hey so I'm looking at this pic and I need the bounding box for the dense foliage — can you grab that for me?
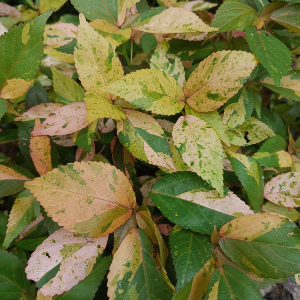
[1,0,300,299]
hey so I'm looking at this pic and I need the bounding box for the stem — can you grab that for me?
[122,43,131,66]
[227,31,232,50]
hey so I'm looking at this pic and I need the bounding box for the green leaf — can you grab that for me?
[0,129,18,144]
[73,120,97,152]
[0,11,52,99]
[0,99,7,121]
[245,26,291,86]
[258,1,287,20]
[223,87,254,130]
[39,0,68,13]
[24,84,49,110]
[204,265,263,300]
[141,32,157,54]
[170,227,213,291]
[262,202,300,221]
[260,70,300,102]
[51,66,84,104]
[271,4,300,33]
[219,213,300,278]
[0,211,8,248]
[132,7,217,33]
[184,50,257,112]
[172,114,225,194]
[211,0,259,32]
[106,69,185,115]
[150,172,234,235]
[254,0,270,12]
[0,249,32,299]
[117,110,176,171]
[107,228,173,300]
[227,150,264,210]
[3,189,40,249]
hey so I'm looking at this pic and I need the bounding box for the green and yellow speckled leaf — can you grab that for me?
[74,14,123,93]
[262,202,300,222]
[132,7,218,33]
[227,150,264,210]
[106,69,185,115]
[26,228,108,296]
[219,213,300,278]
[90,19,132,48]
[150,40,186,88]
[107,228,173,300]
[264,172,300,208]
[223,87,254,130]
[172,114,225,195]
[25,161,136,237]
[117,110,176,171]
[184,51,257,112]
[39,0,68,13]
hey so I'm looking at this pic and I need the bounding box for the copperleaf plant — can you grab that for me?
[1,0,300,299]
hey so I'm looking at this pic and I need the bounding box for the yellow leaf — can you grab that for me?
[39,0,68,13]
[0,78,33,99]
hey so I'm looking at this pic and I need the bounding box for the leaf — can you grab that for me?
[260,70,300,102]
[15,103,63,122]
[179,0,217,12]
[185,107,231,146]
[223,87,254,130]
[25,84,49,110]
[150,172,234,235]
[107,228,173,300]
[73,121,97,152]
[264,172,300,208]
[39,0,68,13]
[51,66,84,104]
[0,3,21,18]
[106,69,185,115]
[204,265,263,300]
[90,19,132,48]
[25,161,136,237]
[170,227,213,291]
[184,51,257,112]
[262,202,300,222]
[117,109,176,171]
[211,0,259,32]
[219,213,300,278]
[227,150,264,210]
[245,26,291,86]
[0,11,52,98]
[26,228,108,296]
[53,256,112,300]
[0,164,32,198]
[271,4,300,34]
[74,14,123,93]
[0,249,32,299]
[150,40,186,88]
[31,103,91,136]
[172,114,225,194]
[132,7,218,33]
[71,0,125,25]
[0,99,7,121]
[3,189,40,249]
[258,1,288,21]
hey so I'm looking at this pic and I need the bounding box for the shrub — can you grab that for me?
[1,0,300,299]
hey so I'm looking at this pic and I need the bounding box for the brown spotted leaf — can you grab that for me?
[25,161,136,237]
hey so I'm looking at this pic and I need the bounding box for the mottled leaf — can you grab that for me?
[179,0,217,12]
[26,228,108,296]
[39,0,68,13]
[117,109,176,171]
[132,7,217,33]
[184,51,257,112]
[262,202,300,222]
[0,78,33,100]
[107,228,173,300]
[25,161,136,237]
[150,172,234,235]
[227,150,264,210]
[219,213,300,278]
[31,103,91,136]
[172,114,225,194]
[106,69,184,115]
[0,3,21,17]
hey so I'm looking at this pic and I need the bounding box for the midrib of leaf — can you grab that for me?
[179,231,194,285]
[100,0,117,25]
[218,267,236,300]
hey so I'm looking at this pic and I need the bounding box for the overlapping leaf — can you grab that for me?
[25,161,136,237]
[219,213,300,278]
[26,228,108,296]
[184,51,257,112]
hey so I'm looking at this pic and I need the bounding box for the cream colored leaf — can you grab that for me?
[0,23,8,36]
[184,51,257,112]
[15,103,63,122]
[0,3,21,17]
[132,7,218,33]
[51,134,75,147]
[75,142,95,162]
[179,0,217,12]
[31,103,91,136]
[264,172,300,208]
[0,165,29,181]
[26,228,108,296]
[75,14,123,93]
[140,177,158,206]
[0,78,33,99]
[172,114,225,195]
[106,69,185,115]
[30,119,52,175]
[25,161,136,237]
